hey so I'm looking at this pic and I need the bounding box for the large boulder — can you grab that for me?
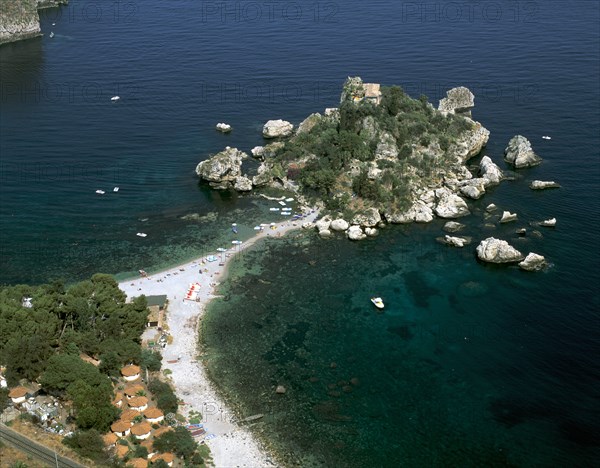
[330,219,350,232]
[476,237,524,263]
[384,201,433,224]
[504,135,542,168]
[195,147,247,189]
[315,216,332,232]
[434,188,470,218]
[351,208,381,227]
[450,119,490,161]
[458,178,487,200]
[233,176,253,192]
[529,180,560,190]
[499,211,518,223]
[347,225,367,241]
[519,253,547,271]
[263,119,294,138]
[479,156,503,186]
[438,87,475,116]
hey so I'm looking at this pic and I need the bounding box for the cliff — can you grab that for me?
[0,0,67,46]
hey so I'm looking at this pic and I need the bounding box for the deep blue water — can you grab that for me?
[1,0,599,466]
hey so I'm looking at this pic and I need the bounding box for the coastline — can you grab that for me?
[118,211,318,467]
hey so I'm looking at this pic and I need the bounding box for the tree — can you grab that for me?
[153,426,198,460]
[140,349,162,373]
[63,429,109,464]
[67,380,118,432]
[41,354,110,394]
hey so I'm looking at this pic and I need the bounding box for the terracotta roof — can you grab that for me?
[128,396,148,408]
[111,420,131,433]
[128,457,148,468]
[103,432,118,446]
[121,364,141,377]
[130,422,152,436]
[112,392,124,404]
[141,439,155,452]
[8,386,28,398]
[124,384,145,396]
[116,444,130,458]
[143,407,164,419]
[152,452,175,463]
[153,426,173,438]
[120,409,140,422]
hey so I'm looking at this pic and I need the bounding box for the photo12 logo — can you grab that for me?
[400,1,539,23]
[44,0,139,24]
[200,1,339,23]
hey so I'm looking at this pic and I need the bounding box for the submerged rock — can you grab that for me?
[530,180,561,190]
[519,253,547,271]
[504,135,542,168]
[263,119,294,138]
[486,203,498,213]
[275,385,286,394]
[443,221,465,233]
[439,235,471,247]
[476,237,524,263]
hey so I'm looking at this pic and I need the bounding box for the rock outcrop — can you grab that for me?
[195,147,248,190]
[476,237,524,263]
[330,219,349,232]
[529,180,560,190]
[519,253,547,271]
[233,176,253,191]
[499,211,518,223]
[537,218,556,227]
[351,208,381,227]
[263,120,294,138]
[434,188,470,218]
[504,135,542,168]
[347,225,366,241]
[297,113,322,134]
[479,156,503,186]
[216,123,232,133]
[438,87,475,117]
[451,120,490,161]
[458,178,487,199]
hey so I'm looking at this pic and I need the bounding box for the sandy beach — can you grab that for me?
[118,211,319,467]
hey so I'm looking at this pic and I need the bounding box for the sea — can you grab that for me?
[1,0,599,466]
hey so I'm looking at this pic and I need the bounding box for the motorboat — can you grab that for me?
[111,96,120,101]
[136,233,147,237]
[216,248,227,252]
[542,136,551,140]
[371,297,384,309]
[232,240,242,245]
[278,201,286,206]
[49,32,55,38]
[95,189,105,194]
[270,208,280,211]
[113,187,119,192]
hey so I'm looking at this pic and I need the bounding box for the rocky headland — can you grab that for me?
[0,0,67,45]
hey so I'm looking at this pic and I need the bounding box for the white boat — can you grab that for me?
[270,208,280,211]
[207,255,218,262]
[136,233,147,237]
[232,240,242,245]
[113,187,119,192]
[216,248,227,252]
[542,136,551,140]
[281,212,291,216]
[285,198,294,202]
[278,201,286,206]
[95,190,105,194]
[49,32,55,38]
[111,96,120,101]
[253,226,261,230]
[371,297,384,309]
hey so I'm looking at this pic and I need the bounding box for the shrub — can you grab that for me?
[63,430,108,464]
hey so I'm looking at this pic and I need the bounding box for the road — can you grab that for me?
[0,423,85,468]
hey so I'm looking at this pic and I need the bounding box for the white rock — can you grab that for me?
[486,203,498,213]
[315,216,332,232]
[479,156,504,186]
[519,253,547,271]
[216,122,232,133]
[351,208,381,227]
[330,219,350,232]
[233,176,253,192]
[251,146,265,158]
[529,180,560,190]
[364,227,378,237]
[504,135,542,168]
[476,237,524,263]
[443,221,465,233]
[302,222,315,230]
[499,211,518,223]
[434,188,470,218]
[263,119,294,138]
[318,229,332,238]
[347,225,366,241]
[444,235,467,247]
[538,218,556,227]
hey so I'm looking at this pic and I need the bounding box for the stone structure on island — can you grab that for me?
[504,135,542,168]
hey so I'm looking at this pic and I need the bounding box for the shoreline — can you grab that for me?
[118,211,318,467]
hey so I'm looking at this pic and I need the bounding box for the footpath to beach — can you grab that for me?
[118,211,319,467]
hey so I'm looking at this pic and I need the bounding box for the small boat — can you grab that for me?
[136,233,147,237]
[49,32,55,38]
[285,198,294,202]
[216,247,227,252]
[232,240,242,245]
[281,212,291,216]
[270,208,280,211]
[111,96,120,101]
[207,255,218,262]
[542,136,551,140]
[253,226,261,230]
[95,189,105,194]
[371,297,384,309]
[278,201,286,206]
[113,187,119,192]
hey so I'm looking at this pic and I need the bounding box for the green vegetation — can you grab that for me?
[153,426,208,466]
[148,379,178,415]
[62,429,109,465]
[140,349,163,373]
[264,78,475,215]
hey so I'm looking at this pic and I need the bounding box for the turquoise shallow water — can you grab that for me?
[1,0,599,466]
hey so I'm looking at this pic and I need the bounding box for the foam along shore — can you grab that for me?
[118,210,319,467]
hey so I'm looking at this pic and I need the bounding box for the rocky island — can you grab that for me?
[196,77,555,270]
[0,0,67,45]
